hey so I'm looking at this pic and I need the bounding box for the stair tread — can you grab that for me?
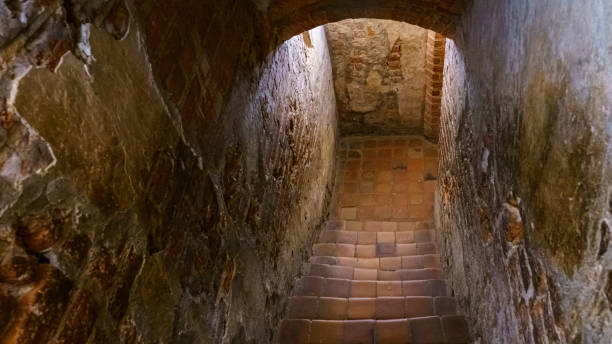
[319,229,436,244]
[307,262,443,281]
[279,316,469,344]
[309,254,441,270]
[325,219,435,232]
[312,242,438,257]
[294,276,448,297]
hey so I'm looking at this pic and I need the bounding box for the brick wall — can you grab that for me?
[423,31,446,142]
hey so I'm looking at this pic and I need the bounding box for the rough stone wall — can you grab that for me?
[326,20,428,136]
[0,2,338,342]
[437,0,612,343]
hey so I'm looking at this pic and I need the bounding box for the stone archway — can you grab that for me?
[266,0,463,42]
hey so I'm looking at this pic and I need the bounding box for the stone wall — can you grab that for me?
[0,2,338,342]
[325,20,428,136]
[437,0,612,343]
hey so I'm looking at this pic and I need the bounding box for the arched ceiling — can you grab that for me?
[263,0,464,40]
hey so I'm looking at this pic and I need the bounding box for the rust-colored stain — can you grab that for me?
[222,258,236,293]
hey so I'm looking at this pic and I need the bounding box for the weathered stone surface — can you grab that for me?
[326,19,428,136]
[1,7,337,343]
[0,265,73,343]
[1,0,610,343]
[51,289,98,344]
[438,0,612,343]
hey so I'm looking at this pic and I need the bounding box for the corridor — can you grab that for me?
[0,1,610,343]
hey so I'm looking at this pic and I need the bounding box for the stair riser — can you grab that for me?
[287,296,456,321]
[295,278,448,298]
[325,220,434,232]
[312,243,438,258]
[319,230,436,245]
[307,264,443,281]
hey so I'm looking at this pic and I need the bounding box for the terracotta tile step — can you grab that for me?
[310,254,440,270]
[326,219,434,232]
[287,296,457,320]
[312,242,438,258]
[278,316,469,344]
[295,277,448,298]
[306,263,442,281]
[319,229,436,244]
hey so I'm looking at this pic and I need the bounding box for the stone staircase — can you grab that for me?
[278,136,470,343]
[278,219,469,343]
